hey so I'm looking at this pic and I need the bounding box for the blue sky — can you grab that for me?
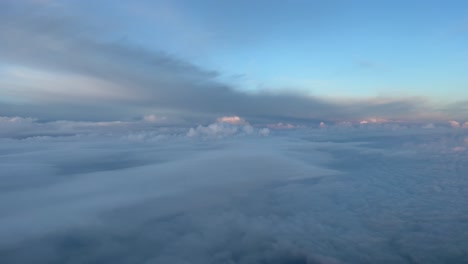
[84,0,468,98]
[0,0,467,122]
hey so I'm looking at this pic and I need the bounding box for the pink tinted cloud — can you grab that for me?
[216,116,246,125]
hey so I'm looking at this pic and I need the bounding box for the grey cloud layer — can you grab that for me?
[0,2,463,122]
[1,126,468,263]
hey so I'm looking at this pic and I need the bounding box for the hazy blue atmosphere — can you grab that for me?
[1,1,468,263]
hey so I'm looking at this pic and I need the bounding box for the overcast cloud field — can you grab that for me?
[1,118,467,263]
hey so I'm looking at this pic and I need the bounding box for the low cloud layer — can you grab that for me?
[1,119,468,263]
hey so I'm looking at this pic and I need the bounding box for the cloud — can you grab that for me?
[142,114,167,123]
[217,116,247,125]
[187,122,240,138]
[1,2,468,263]
[0,2,466,123]
[267,123,297,129]
[186,115,271,138]
[0,115,188,140]
[0,116,38,137]
[1,125,468,263]
[0,116,36,126]
[186,117,267,138]
[422,123,436,129]
[258,128,270,136]
[449,120,461,128]
[0,131,337,246]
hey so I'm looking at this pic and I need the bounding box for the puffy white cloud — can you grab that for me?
[216,116,247,125]
[187,122,239,138]
[187,116,269,138]
[186,122,268,138]
[449,120,461,128]
[267,123,296,129]
[242,124,254,134]
[259,128,270,136]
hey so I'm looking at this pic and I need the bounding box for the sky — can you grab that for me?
[0,0,467,123]
[1,2,468,263]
